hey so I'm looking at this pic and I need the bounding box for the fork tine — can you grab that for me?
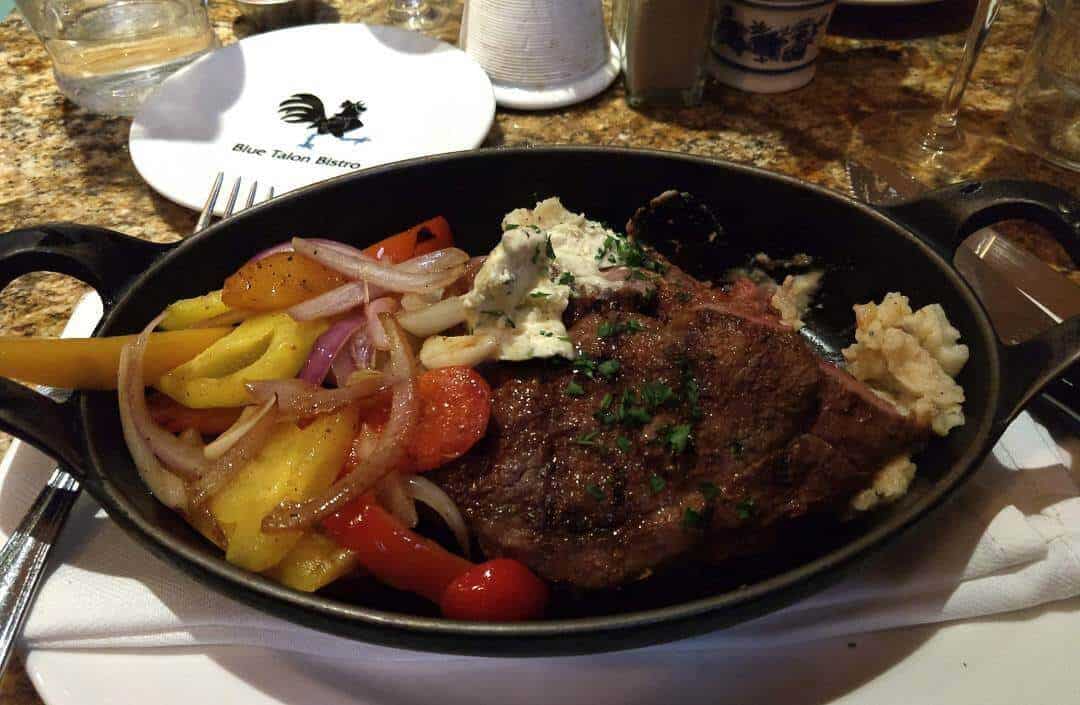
[194,171,224,234]
[245,180,259,210]
[223,177,242,219]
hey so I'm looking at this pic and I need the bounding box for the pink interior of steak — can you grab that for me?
[430,263,929,590]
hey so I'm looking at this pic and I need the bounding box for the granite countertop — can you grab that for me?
[0,0,1078,701]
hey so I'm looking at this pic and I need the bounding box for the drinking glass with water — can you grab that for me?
[15,0,217,116]
[1009,0,1080,173]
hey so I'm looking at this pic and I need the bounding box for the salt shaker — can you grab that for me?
[613,0,715,107]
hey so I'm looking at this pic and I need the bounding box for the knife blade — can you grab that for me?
[845,157,1080,423]
[845,154,925,205]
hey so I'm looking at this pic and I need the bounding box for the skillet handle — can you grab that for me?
[882,179,1080,261]
[0,224,172,476]
[996,316,1080,430]
[880,180,1080,429]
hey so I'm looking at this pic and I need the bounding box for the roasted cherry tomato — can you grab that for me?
[364,216,453,263]
[440,559,549,622]
[408,366,492,471]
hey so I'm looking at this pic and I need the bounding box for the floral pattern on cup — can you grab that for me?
[709,0,837,93]
[715,11,829,66]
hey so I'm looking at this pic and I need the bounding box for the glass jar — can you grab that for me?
[613,0,715,107]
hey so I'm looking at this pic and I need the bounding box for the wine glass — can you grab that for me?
[386,0,446,31]
[848,0,1006,186]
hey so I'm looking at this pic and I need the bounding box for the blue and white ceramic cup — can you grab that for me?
[708,0,837,93]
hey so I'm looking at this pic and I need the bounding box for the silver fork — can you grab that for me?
[0,172,273,678]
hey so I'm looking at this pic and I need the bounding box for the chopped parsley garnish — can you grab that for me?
[649,474,666,494]
[595,233,666,273]
[504,315,516,329]
[557,271,576,286]
[599,393,613,410]
[665,424,693,454]
[616,435,632,453]
[729,439,744,457]
[597,359,620,378]
[597,319,646,339]
[539,330,554,337]
[558,336,572,342]
[529,291,551,299]
[676,290,693,304]
[641,381,675,411]
[573,355,598,379]
[699,481,718,501]
[545,235,556,260]
[736,498,756,520]
[682,507,705,529]
[504,223,521,230]
[480,309,503,318]
[586,483,605,501]
[565,381,585,397]
[614,389,651,426]
[573,430,600,447]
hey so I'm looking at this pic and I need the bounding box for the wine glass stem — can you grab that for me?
[923,0,1003,151]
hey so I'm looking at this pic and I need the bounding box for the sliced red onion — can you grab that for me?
[376,471,418,528]
[293,237,464,294]
[395,295,466,338]
[122,315,205,479]
[330,352,357,388]
[262,316,419,532]
[288,283,363,322]
[365,297,399,350]
[245,238,371,266]
[298,315,367,386]
[350,328,375,369]
[190,400,279,506]
[203,397,276,461]
[406,474,470,556]
[117,318,189,510]
[396,248,470,274]
[247,374,385,418]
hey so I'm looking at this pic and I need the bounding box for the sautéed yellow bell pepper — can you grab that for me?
[266,532,360,592]
[159,290,233,330]
[210,405,358,572]
[0,329,232,390]
[156,312,327,408]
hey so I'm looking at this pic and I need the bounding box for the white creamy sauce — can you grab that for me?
[462,197,626,361]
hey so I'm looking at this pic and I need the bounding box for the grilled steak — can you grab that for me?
[431,264,929,590]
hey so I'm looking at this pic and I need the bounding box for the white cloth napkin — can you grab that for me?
[4,295,1080,656]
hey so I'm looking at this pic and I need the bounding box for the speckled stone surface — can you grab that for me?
[1,0,1079,700]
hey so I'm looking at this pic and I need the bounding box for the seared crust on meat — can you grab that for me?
[431,262,928,590]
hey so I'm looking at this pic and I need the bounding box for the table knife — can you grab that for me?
[845,156,1080,422]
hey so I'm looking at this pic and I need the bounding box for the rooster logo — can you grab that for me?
[278,93,369,149]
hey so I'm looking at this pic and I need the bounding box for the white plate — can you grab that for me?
[129,24,495,213]
[24,597,1080,705]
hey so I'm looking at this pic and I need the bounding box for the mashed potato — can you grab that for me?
[844,293,970,511]
[843,292,969,437]
[771,271,823,330]
[851,455,918,512]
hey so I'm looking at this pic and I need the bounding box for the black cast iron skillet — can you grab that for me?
[0,147,1077,656]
